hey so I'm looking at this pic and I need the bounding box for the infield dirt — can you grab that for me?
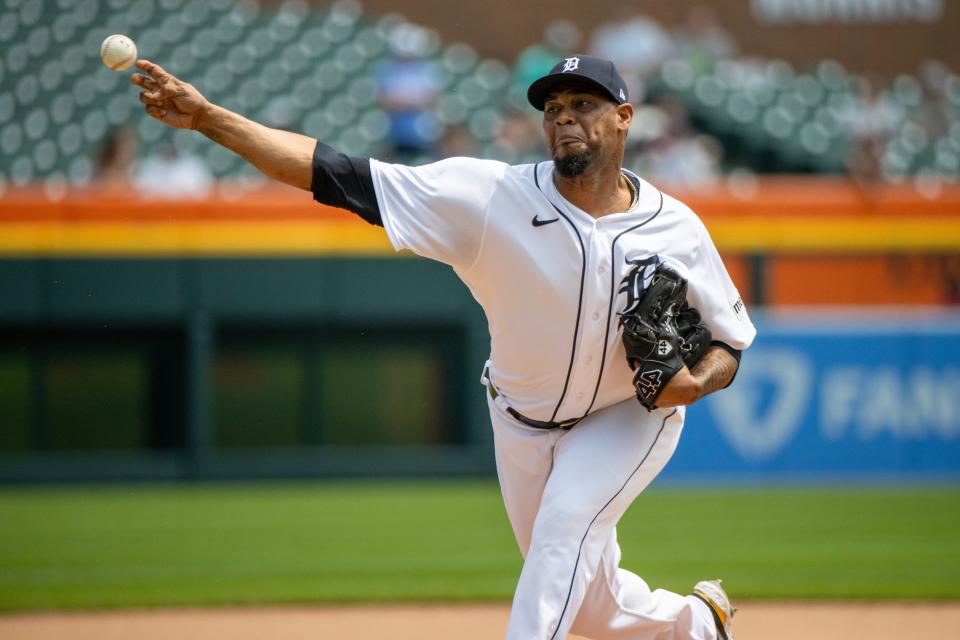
[2,602,959,639]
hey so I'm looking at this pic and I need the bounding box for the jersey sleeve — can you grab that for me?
[684,217,756,351]
[369,156,506,268]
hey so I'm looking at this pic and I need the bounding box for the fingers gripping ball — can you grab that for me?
[618,265,711,410]
[100,35,138,71]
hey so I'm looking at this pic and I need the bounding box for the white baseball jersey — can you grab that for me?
[370,157,756,422]
[370,155,754,639]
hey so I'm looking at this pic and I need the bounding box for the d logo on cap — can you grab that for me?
[527,55,629,111]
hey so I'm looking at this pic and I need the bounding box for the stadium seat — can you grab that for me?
[0,0,955,183]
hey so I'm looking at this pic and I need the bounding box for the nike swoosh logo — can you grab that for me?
[532,214,559,227]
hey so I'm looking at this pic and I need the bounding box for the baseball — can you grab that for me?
[100,34,137,71]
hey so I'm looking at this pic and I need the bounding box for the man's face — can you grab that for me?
[542,84,631,178]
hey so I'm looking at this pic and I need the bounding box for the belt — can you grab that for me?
[485,369,580,431]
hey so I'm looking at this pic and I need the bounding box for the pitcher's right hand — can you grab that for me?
[131,59,210,130]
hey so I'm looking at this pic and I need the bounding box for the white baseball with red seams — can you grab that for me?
[371,156,756,639]
[100,34,138,71]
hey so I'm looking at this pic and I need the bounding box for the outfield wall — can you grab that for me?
[1,181,958,482]
[3,290,958,482]
[675,310,960,481]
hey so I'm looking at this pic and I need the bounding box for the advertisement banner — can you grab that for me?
[668,311,960,481]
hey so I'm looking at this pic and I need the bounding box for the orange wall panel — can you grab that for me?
[768,255,960,306]
[717,253,752,304]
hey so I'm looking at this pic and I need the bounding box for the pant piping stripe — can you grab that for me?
[546,408,677,640]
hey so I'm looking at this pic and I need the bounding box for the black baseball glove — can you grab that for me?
[618,264,712,410]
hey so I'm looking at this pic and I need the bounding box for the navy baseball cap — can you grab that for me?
[527,55,629,111]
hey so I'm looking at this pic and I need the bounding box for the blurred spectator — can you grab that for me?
[846,76,893,192]
[375,23,443,162]
[673,6,736,74]
[490,107,542,164]
[918,60,952,103]
[645,133,722,188]
[589,9,675,101]
[913,61,953,144]
[438,123,476,158]
[511,20,582,96]
[93,125,138,192]
[630,98,722,188]
[135,142,214,199]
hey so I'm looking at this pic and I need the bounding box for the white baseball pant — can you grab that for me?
[487,390,719,640]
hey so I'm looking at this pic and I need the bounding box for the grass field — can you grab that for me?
[0,482,958,611]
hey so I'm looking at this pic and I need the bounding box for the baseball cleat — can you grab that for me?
[692,579,735,640]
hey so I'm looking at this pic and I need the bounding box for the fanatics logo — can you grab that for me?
[562,57,580,72]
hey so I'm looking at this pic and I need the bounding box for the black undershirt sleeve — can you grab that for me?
[710,340,742,388]
[310,140,382,226]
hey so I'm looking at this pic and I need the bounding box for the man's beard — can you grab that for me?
[554,149,592,178]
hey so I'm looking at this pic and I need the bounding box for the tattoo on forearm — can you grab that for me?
[690,347,738,398]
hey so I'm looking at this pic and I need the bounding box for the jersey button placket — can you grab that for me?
[554,224,598,418]
[585,228,618,414]
[565,233,611,417]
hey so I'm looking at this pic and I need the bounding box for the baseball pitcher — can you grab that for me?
[132,52,755,640]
